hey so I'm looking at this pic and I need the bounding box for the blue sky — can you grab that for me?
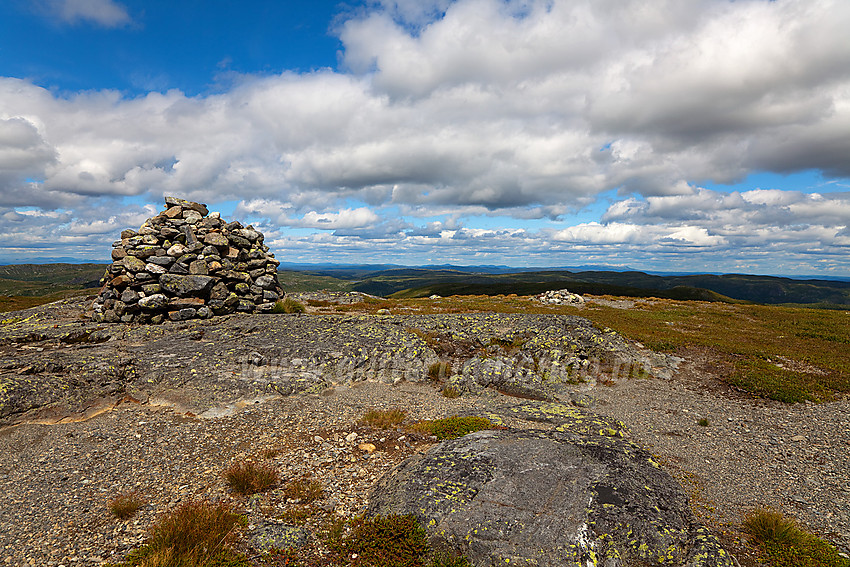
[1,0,849,275]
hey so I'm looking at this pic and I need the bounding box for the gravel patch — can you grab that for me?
[0,341,847,566]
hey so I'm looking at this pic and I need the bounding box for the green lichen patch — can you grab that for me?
[498,402,630,437]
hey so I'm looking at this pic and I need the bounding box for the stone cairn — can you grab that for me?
[535,288,585,305]
[91,197,283,324]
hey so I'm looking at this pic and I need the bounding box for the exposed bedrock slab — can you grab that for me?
[368,426,734,567]
[1,305,679,424]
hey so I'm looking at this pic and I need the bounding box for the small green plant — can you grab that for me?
[328,514,429,567]
[698,418,710,427]
[109,500,248,566]
[743,508,850,567]
[412,416,496,440]
[441,386,461,399]
[283,477,324,504]
[362,408,408,429]
[272,297,306,314]
[108,490,146,520]
[427,361,452,380]
[224,460,279,495]
[325,514,472,567]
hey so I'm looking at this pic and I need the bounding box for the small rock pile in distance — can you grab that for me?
[535,288,585,305]
[91,196,283,324]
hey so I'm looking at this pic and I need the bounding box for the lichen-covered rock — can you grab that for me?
[90,197,283,323]
[251,523,311,552]
[537,288,585,305]
[367,425,734,567]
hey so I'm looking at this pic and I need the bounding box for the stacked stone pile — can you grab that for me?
[91,196,283,324]
[535,288,585,305]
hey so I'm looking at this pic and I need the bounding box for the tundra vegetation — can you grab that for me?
[328,294,849,404]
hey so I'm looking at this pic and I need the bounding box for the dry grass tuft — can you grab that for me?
[272,297,306,314]
[110,500,248,566]
[223,460,279,495]
[283,477,324,504]
[362,408,407,429]
[442,386,461,399]
[427,361,452,380]
[108,490,146,520]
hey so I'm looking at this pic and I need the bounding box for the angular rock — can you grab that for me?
[168,297,206,309]
[203,233,229,247]
[169,308,197,321]
[237,228,260,242]
[142,283,162,295]
[167,243,188,257]
[228,234,251,248]
[209,281,230,300]
[168,262,190,275]
[162,205,183,219]
[159,274,216,297]
[255,275,275,290]
[183,210,203,224]
[111,275,132,287]
[120,289,139,304]
[182,224,199,247]
[251,523,310,552]
[122,256,146,273]
[189,260,209,275]
[147,256,174,267]
[145,263,167,275]
[138,294,169,310]
[165,197,208,215]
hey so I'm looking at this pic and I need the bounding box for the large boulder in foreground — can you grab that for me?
[368,422,734,567]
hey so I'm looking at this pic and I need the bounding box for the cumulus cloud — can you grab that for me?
[1,0,850,272]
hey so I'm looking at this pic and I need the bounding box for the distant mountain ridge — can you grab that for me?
[2,262,849,308]
[278,265,850,307]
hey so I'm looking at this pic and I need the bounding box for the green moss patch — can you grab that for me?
[326,514,471,567]
[411,415,498,440]
[744,509,850,567]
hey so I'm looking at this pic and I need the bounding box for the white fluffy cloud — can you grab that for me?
[39,0,131,27]
[1,0,849,272]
